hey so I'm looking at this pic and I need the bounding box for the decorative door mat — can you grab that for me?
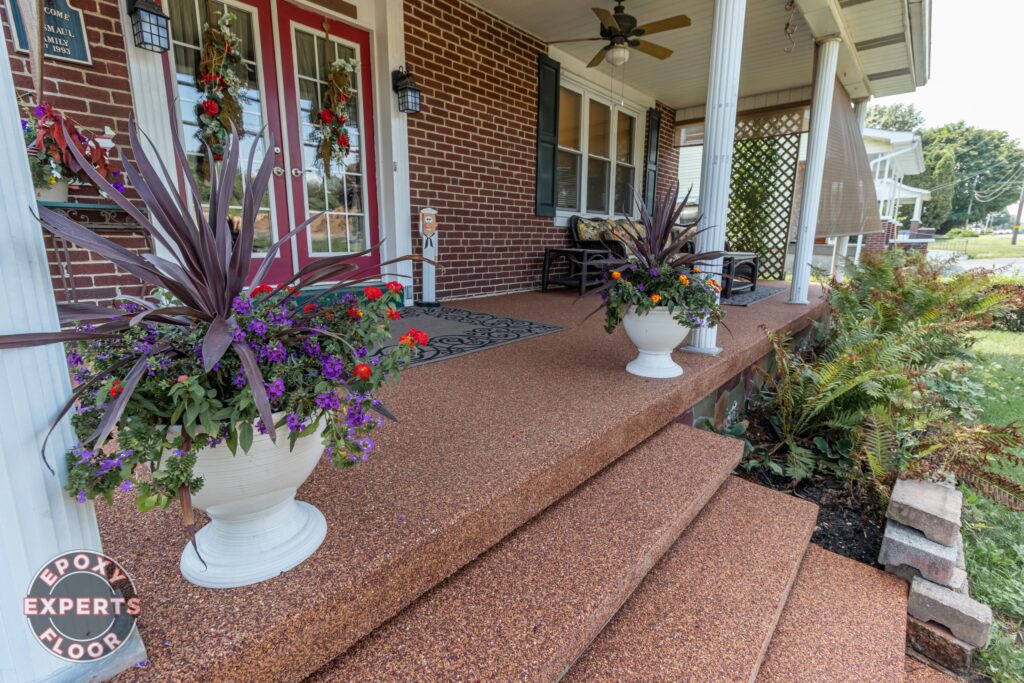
[723,285,786,306]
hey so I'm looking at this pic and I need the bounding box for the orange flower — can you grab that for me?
[611,271,622,280]
[709,279,721,292]
[678,274,689,286]
[693,267,701,274]
[650,293,662,304]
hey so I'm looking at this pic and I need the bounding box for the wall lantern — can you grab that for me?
[391,67,422,114]
[128,0,171,53]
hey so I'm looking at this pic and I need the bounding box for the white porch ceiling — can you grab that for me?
[467,0,817,110]
[467,0,930,112]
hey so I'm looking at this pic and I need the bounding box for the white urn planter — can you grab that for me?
[622,306,691,378]
[177,416,327,589]
[35,180,70,203]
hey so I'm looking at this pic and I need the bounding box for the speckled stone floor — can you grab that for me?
[565,477,819,682]
[311,425,743,681]
[98,287,827,681]
[757,545,909,683]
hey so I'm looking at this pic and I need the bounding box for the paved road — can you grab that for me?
[928,253,1024,276]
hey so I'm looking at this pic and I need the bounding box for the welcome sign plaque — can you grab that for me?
[6,0,93,65]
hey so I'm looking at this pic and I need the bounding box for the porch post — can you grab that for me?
[685,0,747,355]
[789,36,841,305]
[0,37,145,682]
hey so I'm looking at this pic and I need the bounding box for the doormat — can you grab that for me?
[722,285,786,306]
[379,306,564,366]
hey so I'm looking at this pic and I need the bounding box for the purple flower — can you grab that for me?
[172,448,187,458]
[118,301,142,314]
[247,319,268,337]
[303,338,322,357]
[66,350,84,367]
[76,490,87,503]
[112,182,126,194]
[232,371,247,388]
[286,412,307,432]
[315,391,341,410]
[119,480,133,491]
[321,355,345,380]
[255,418,268,435]
[21,119,27,130]
[34,104,46,117]
[266,341,287,364]
[231,326,246,343]
[649,267,660,277]
[265,376,285,399]
[636,283,646,293]
[322,445,334,461]
[355,346,368,358]
[232,296,252,314]
[268,306,291,326]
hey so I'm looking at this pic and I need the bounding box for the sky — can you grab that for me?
[873,0,1024,217]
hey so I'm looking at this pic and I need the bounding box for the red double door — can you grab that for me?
[202,0,380,284]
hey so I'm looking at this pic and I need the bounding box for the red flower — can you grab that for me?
[346,307,363,319]
[320,108,334,124]
[363,286,383,301]
[386,308,401,320]
[303,302,317,314]
[352,363,372,381]
[385,281,404,293]
[413,329,429,346]
[337,114,347,125]
[400,328,429,348]
[213,153,223,161]
[177,375,189,383]
[202,99,220,117]
[249,283,274,298]
[337,133,350,148]
[110,380,123,397]
[201,72,216,84]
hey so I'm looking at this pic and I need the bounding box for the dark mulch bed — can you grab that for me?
[739,468,886,567]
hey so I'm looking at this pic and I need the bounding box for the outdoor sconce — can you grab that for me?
[391,67,422,114]
[128,0,171,53]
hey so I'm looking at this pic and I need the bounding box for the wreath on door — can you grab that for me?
[309,21,358,178]
[195,5,246,167]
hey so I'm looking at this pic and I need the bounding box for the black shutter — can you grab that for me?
[643,107,662,209]
[535,54,561,217]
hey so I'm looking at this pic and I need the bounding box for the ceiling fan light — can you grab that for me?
[606,45,630,66]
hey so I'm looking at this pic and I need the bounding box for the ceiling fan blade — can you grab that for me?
[632,39,673,60]
[593,7,621,31]
[587,45,611,68]
[636,15,692,36]
[547,37,606,45]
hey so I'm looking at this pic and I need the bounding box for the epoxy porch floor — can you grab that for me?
[98,284,828,681]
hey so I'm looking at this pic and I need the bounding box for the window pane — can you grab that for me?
[558,88,581,151]
[616,112,635,164]
[169,0,200,46]
[588,101,610,159]
[614,164,634,214]
[556,150,580,211]
[586,158,610,213]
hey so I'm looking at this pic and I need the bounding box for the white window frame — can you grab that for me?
[554,73,646,227]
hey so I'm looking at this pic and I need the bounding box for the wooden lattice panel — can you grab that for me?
[727,109,804,280]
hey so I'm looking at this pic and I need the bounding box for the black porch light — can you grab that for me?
[391,67,422,114]
[128,0,171,53]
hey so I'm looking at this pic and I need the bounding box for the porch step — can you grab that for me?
[756,545,909,682]
[309,424,744,681]
[565,477,819,682]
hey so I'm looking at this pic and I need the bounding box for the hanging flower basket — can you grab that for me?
[195,8,245,165]
[310,56,358,178]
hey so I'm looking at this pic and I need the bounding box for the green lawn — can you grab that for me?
[965,331,1024,682]
[932,234,1024,259]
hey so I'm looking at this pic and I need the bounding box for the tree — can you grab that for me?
[907,122,1024,231]
[919,149,955,228]
[865,103,925,132]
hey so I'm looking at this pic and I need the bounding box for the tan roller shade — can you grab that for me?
[816,80,880,236]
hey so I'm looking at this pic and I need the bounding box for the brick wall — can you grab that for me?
[861,219,895,255]
[3,0,148,306]
[651,101,679,202]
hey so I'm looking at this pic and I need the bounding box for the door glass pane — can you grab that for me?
[558,88,581,151]
[170,1,274,253]
[294,28,365,255]
[556,150,580,211]
[588,101,610,159]
[586,158,610,213]
[616,112,634,163]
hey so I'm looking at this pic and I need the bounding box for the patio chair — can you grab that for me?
[541,216,627,294]
[679,237,760,299]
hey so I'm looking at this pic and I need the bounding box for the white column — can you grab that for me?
[854,98,869,130]
[0,37,145,682]
[789,36,841,305]
[685,0,747,355]
[912,195,923,222]
[830,235,849,278]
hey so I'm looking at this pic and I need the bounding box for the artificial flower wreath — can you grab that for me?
[195,8,245,164]
[310,56,358,177]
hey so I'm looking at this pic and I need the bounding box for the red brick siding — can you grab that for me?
[45,229,151,305]
[3,0,149,305]
[403,0,569,300]
[861,220,895,255]
[652,101,678,202]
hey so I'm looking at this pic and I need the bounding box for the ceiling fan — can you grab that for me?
[547,1,692,68]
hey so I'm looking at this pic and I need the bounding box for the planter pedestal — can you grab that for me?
[177,417,328,589]
[622,308,691,378]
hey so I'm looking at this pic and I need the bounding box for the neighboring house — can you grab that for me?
[861,127,934,252]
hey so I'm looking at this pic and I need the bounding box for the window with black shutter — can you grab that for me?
[643,107,662,209]
[535,54,561,217]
